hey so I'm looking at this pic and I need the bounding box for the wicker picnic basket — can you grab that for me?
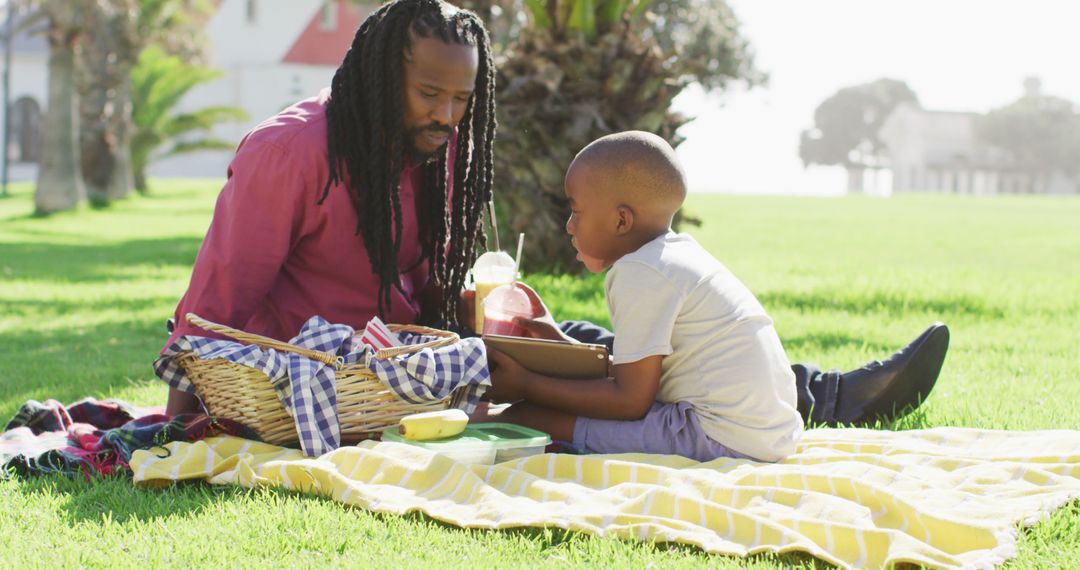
[174,312,461,445]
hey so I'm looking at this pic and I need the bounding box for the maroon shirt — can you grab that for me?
[163,90,454,349]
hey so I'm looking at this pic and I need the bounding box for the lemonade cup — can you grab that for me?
[471,251,516,332]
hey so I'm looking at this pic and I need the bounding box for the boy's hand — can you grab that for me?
[485,347,529,403]
[514,317,570,342]
[512,282,575,342]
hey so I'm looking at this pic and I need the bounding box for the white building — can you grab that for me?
[3,10,47,177]
[154,0,374,178]
[878,81,1080,195]
[5,0,373,181]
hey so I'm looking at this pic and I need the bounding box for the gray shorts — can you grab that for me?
[572,401,756,462]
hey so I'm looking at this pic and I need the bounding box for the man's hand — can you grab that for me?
[485,347,530,403]
[458,288,477,331]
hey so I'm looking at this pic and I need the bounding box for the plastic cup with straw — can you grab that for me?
[513,231,525,282]
[470,201,513,331]
[482,233,533,336]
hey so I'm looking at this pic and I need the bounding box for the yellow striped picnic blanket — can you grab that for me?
[130,427,1080,569]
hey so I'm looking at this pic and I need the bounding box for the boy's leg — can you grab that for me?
[473,401,577,442]
[474,399,744,462]
[574,401,754,462]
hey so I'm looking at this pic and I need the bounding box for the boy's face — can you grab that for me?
[401,35,478,161]
[564,161,621,273]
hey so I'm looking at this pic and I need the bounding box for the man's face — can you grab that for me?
[402,35,479,161]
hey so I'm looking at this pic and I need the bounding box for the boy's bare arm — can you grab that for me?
[487,348,661,420]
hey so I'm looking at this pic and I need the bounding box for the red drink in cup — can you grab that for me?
[482,284,534,337]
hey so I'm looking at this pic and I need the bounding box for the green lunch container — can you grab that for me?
[381,422,552,465]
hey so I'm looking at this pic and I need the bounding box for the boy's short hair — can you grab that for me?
[573,131,687,214]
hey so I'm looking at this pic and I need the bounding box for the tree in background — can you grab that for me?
[799,78,918,193]
[976,81,1080,190]
[77,0,138,206]
[24,0,214,213]
[458,0,760,269]
[130,46,246,193]
[78,0,212,205]
[32,0,94,215]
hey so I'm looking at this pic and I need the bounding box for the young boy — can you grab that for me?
[483,130,804,462]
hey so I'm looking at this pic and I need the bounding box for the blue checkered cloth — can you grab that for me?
[278,317,355,456]
[154,316,350,456]
[369,332,490,410]
[154,317,491,457]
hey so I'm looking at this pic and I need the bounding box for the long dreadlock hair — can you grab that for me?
[321,0,496,325]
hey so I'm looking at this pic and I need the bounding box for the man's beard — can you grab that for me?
[405,124,452,164]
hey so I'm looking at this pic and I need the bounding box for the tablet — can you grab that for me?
[482,334,610,380]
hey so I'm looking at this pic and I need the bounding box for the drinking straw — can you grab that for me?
[513,232,525,282]
[487,200,501,251]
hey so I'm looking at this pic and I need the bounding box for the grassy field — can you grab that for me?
[1,180,1078,567]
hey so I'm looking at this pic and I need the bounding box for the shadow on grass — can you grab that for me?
[803,404,936,433]
[0,295,177,324]
[758,290,1007,320]
[0,309,174,419]
[9,474,251,525]
[781,331,898,357]
[0,237,201,283]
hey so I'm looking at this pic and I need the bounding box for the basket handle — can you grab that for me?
[184,313,462,366]
[382,324,461,359]
[186,313,340,365]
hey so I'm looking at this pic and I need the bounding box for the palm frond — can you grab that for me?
[162,138,236,158]
[130,44,246,188]
[163,107,249,137]
[523,0,551,28]
[567,0,596,39]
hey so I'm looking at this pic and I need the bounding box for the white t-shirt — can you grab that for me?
[605,231,803,462]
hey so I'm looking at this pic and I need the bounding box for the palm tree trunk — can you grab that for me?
[134,167,147,194]
[105,80,135,201]
[81,71,136,203]
[35,19,85,214]
[79,0,136,205]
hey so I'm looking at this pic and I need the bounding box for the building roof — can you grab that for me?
[10,2,373,64]
[282,2,368,66]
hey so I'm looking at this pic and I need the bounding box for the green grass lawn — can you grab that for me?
[1,180,1078,567]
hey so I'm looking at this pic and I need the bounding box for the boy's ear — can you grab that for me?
[615,205,634,235]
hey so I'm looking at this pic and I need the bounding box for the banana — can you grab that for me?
[398,409,469,441]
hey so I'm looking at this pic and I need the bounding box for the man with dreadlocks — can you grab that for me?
[162,0,947,428]
[163,0,495,415]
